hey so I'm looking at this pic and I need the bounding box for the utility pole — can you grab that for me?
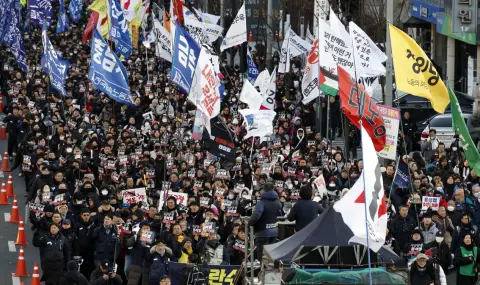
[266,0,273,71]
[385,0,393,106]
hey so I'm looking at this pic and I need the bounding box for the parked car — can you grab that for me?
[420,113,480,148]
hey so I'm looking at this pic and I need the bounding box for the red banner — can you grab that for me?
[82,11,99,44]
[338,66,386,152]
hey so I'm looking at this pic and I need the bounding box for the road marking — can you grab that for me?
[11,276,20,285]
[0,172,4,178]
[4,213,10,222]
[8,241,15,252]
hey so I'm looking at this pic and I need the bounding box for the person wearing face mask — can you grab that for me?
[409,253,446,285]
[454,233,480,285]
[425,231,452,273]
[422,129,440,162]
[403,228,425,261]
[197,232,230,265]
[27,163,54,202]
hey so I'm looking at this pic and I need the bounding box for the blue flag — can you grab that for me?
[2,0,27,72]
[247,49,259,84]
[110,0,132,58]
[68,0,82,22]
[30,0,53,26]
[0,0,10,40]
[41,26,69,96]
[56,0,69,34]
[89,28,134,106]
[170,24,200,95]
[394,158,410,188]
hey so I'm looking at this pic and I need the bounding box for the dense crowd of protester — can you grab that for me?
[1,3,480,285]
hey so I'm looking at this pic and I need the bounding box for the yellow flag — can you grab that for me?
[88,0,110,37]
[389,24,450,114]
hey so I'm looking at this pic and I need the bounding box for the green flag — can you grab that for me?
[449,87,480,174]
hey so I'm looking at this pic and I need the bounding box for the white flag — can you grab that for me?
[301,39,320,104]
[349,21,387,77]
[240,80,263,110]
[328,10,355,76]
[261,66,277,110]
[333,126,388,252]
[279,28,312,73]
[183,9,223,45]
[239,109,277,139]
[189,48,221,121]
[220,3,247,51]
[121,0,141,21]
[254,69,270,96]
[152,13,172,62]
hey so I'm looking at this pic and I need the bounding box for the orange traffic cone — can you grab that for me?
[15,217,27,245]
[0,96,4,113]
[9,195,19,223]
[0,180,9,205]
[1,151,9,172]
[31,262,40,285]
[12,246,29,277]
[6,173,14,197]
[248,31,253,42]
[0,124,6,140]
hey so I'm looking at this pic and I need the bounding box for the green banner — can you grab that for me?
[449,87,480,175]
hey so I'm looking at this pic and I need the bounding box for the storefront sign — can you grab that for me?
[410,0,444,24]
[452,0,477,33]
[436,13,476,45]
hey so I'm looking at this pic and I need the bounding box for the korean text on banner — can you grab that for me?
[377,106,400,160]
[170,24,200,94]
[421,196,440,211]
[389,24,450,114]
[220,3,247,51]
[123,188,148,208]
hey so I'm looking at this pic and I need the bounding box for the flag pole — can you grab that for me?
[359,120,374,285]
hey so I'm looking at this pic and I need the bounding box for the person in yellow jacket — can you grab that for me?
[178,237,194,263]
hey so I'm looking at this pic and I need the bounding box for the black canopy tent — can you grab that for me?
[263,206,406,269]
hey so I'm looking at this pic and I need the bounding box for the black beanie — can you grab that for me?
[67,260,77,271]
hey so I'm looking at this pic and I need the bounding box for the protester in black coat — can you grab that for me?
[60,260,89,285]
[390,205,416,250]
[287,185,323,231]
[74,208,95,279]
[425,231,453,273]
[90,213,119,264]
[33,223,70,285]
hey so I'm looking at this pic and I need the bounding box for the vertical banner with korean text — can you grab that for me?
[377,105,400,160]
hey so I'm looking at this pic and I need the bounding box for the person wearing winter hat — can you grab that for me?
[178,237,194,263]
[420,210,438,244]
[403,228,425,261]
[425,230,452,273]
[59,260,89,285]
[409,253,447,285]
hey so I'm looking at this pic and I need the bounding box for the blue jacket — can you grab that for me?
[90,225,119,262]
[287,200,322,231]
[248,191,282,237]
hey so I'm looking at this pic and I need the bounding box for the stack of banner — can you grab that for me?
[1,0,28,72]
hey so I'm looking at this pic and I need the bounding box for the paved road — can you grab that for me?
[0,137,40,285]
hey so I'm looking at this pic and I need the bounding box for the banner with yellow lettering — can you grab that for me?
[169,262,240,284]
[389,24,450,114]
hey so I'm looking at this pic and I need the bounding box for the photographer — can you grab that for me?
[60,260,89,285]
[424,231,452,274]
[409,253,447,285]
[90,260,122,285]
